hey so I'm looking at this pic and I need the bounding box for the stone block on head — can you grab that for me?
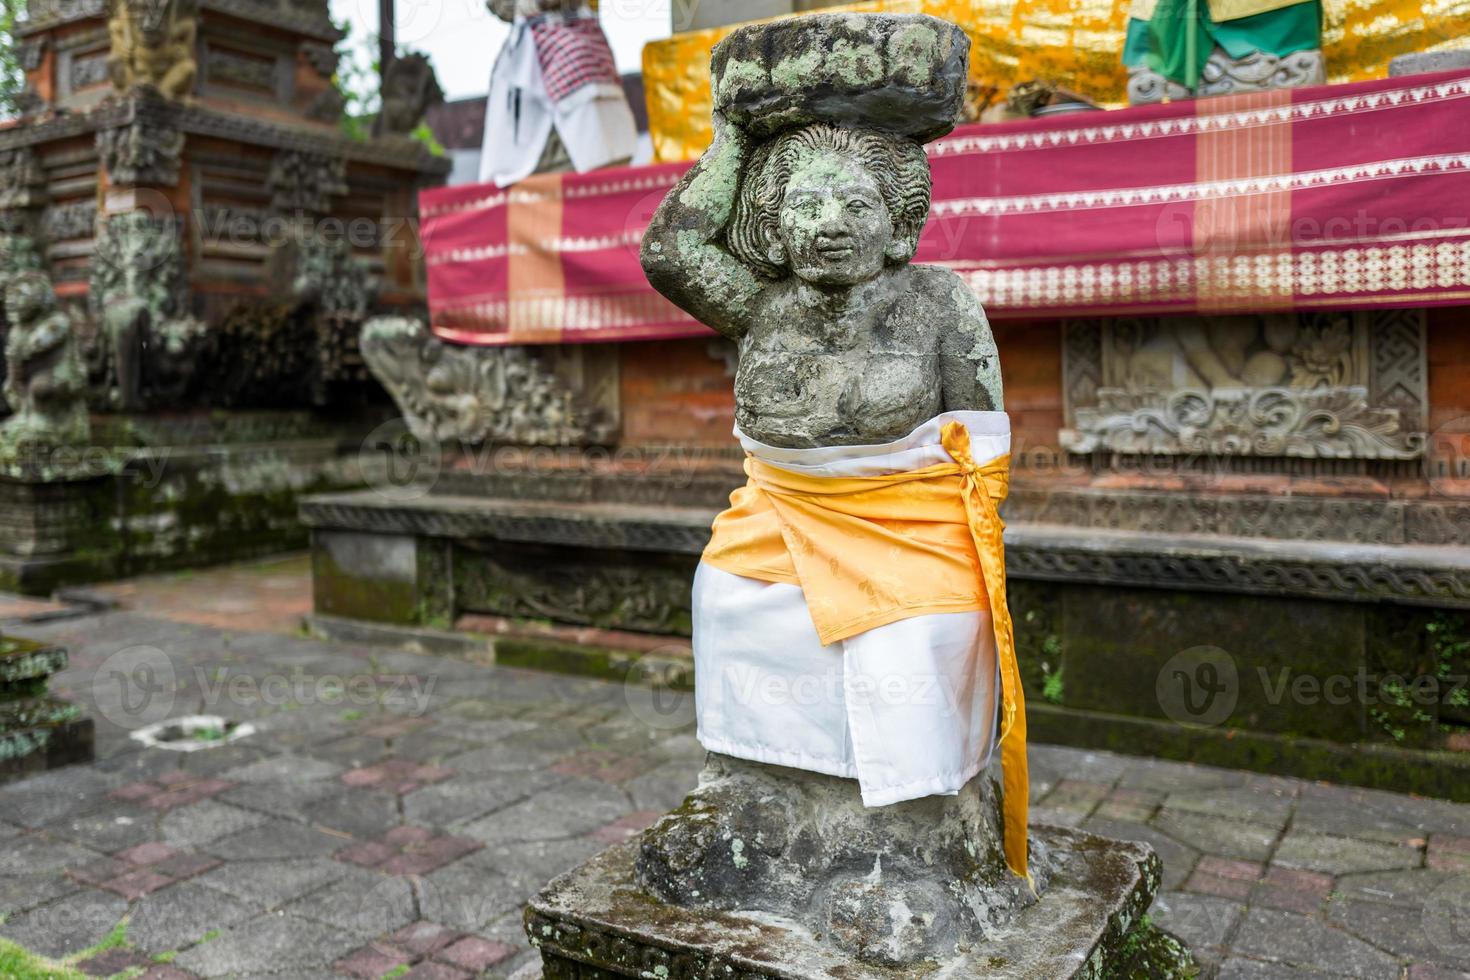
[710,13,971,144]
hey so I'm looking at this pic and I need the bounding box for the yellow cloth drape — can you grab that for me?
[644,0,1470,162]
[702,422,1031,881]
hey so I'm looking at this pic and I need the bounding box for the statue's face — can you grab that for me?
[127,0,169,45]
[776,152,893,287]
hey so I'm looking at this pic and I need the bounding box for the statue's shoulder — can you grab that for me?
[908,264,983,315]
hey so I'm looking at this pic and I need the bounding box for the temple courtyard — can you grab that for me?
[0,555,1462,979]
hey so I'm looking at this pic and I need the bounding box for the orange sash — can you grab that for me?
[702,421,1030,881]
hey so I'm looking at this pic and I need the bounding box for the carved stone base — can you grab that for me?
[1,637,93,784]
[1128,46,1326,104]
[524,761,1195,978]
[636,755,1050,968]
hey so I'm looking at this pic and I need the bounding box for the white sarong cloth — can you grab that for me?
[693,411,1010,807]
[481,9,638,187]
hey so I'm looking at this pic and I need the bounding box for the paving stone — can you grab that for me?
[1186,857,1262,900]
[1154,807,1281,862]
[1274,831,1424,875]
[204,819,348,860]
[389,731,481,764]
[191,857,350,910]
[173,913,363,977]
[138,966,203,980]
[391,920,463,957]
[0,888,130,958]
[214,779,339,820]
[289,867,417,935]
[1409,965,1470,980]
[402,963,471,980]
[1162,786,1295,831]
[459,780,629,845]
[0,835,104,875]
[1251,866,1333,915]
[300,788,402,838]
[0,871,80,912]
[1300,783,1470,838]
[1233,907,1404,978]
[100,868,175,899]
[76,947,152,976]
[402,770,563,828]
[160,800,269,847]
[1217,959,1336,979]
[549,749,656,784]
[1329,898,1470,972]
[67,855,133,886]
[2,767,120,827]
[440,728,587,775]
[1333,868,1460,909]
[437,935,517,971]
[217,754,343,784]
[303,734,390,769]
[418,857,523,932]
[118,841,181,865]
[1293,793,1429,845]
[1151,890,1245,951]
[335,942,413,979]
[1029,744,1131,784]
[1040,779,1111,815]
[149,851,221,880]
[472,836,606,905]
[43,803,155,853]
[128,880,258,953]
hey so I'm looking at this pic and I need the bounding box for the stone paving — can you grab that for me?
[1,593,1469,978]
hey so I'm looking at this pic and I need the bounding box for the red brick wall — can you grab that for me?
[619,338,737,448]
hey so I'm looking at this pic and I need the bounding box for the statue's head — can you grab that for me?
[4,271,55,323]
[729,123,931,286]
[125,0,178,46]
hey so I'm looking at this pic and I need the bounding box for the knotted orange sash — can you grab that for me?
[702,421,1030,881]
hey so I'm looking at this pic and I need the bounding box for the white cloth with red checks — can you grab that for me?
[481,7,637,187]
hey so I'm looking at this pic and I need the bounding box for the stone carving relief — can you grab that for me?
[0,148,47,212]
[97,111,185,186]
[42,202,99,243]
[1,271,90,452]
[107,0,199,100]
[1061,311,1427,460]
[267,150,347,215]
[300,42,339,78]
[374,53,444,137]
[18,38,48,73]
[360,316,614,447]
[90,212,206,410]
[1197,48,1325,98]
[206,47,279,92]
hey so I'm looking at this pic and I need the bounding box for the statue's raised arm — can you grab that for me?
[639,114,764,341]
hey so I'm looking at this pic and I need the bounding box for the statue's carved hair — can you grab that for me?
[727,123,931,279]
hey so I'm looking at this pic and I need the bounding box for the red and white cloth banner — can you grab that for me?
[422,68,1470,346]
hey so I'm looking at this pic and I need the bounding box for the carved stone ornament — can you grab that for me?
[267,150,348,215]
[107,0,200,100]
[1,271,91,453]
[0,148,47,212]
[1129,45,1326,105]
[90,212,205,410]
[97,111,186,187]
[1061,311,1428,460]
[359,316,614,447]
[18,38,48,73]
[374,53,444,138]
[300,41,340,78]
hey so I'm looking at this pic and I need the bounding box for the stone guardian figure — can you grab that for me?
[1,271,90,453]
[636,13,1035,966]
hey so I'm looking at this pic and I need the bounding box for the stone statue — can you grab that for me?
[90,212,205,411]
[525,13,1196,977]
[1124,0,1324,103]
[374,53,445,138]
[1,271,90,452]
[107,0,199,100]
[360,316,612,447]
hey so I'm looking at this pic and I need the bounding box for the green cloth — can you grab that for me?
[1127,0,1320,87]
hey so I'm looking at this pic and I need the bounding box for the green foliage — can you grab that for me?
[1,0,25,119]
[1042,664,1065,705]
[0,939,90,980]
[332,17,379,141]
[411,122,446,157]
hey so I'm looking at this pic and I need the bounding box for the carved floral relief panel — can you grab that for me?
[1061,310,1427,459]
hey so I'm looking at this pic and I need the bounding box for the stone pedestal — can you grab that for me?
[520,755,1195,978]
[0,635,92,783]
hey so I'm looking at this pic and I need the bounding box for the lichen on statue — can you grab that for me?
[642,114,1002,449]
